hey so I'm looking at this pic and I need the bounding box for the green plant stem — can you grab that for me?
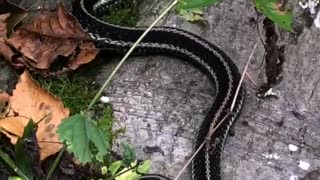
[0,149,30,180]
[86,0,179,111]
[45,145,67,180]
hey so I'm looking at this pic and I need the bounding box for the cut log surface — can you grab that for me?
[1,0,319,179]
[95,1,320,179]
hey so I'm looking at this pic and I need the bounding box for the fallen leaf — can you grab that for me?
[6,2,99,73]
[0,11,27,66]
[0,71,70,160]
[0,116,26,137]
[0,92,9,101]
[67,42,99,70]
[0,13,15,61]
[0,13,10,37]
[8,29,79,69]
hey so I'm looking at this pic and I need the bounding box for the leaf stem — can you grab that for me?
[86,0,179,111]
[45,145,67,180]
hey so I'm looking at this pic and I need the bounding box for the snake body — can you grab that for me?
[73,0,245,179]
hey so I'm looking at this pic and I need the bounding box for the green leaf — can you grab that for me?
[116,170,140,180]
[109,160,123,175]
[115,160,151,180]
[14,119,39,180]
[137,160,151,174]
[254,0,293,31]
[57,114,109,163]
[121,142,136,167]
[177,0,219,11]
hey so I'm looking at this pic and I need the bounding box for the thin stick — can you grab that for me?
[87,0,179,111]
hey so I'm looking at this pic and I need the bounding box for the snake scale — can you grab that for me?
[73,0,245,179]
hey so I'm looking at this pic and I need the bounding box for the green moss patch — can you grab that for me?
[101,0,139,27]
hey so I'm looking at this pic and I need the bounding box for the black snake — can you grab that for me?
[73,0,245,179]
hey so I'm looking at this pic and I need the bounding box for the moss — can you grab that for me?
[101,0,139,27]
[96,105,114,145]
[91,105,116,165]
[36,75,99,115]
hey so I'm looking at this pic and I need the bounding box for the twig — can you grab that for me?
[174,42,258,180]
[87,0,179,111]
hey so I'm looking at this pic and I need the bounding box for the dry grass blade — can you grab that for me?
[230,42,257,110]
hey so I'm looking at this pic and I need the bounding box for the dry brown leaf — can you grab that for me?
[0,13,10,37]
[0,11,28,68]
[6,2,99,72]
[0,71,70,160]
[68,42,99,70]
[0,38,15,61]
[0,116,26,137]
[0,13,15,61]
[0,92,9,101]
[8,29,79,69]
[22,2,89,39]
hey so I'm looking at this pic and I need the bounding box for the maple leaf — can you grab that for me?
[57,114,109,163]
